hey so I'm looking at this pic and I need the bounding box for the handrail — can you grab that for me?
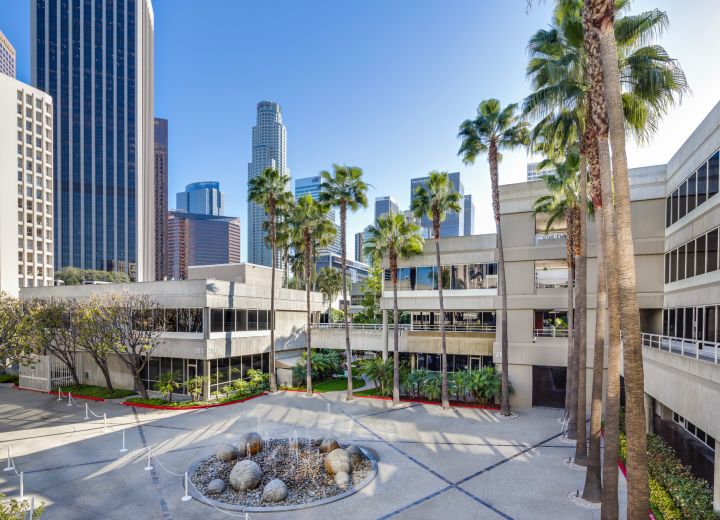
[534,328,570,338]
[641,332,719,365]
[310,323,496,332]
[535,279,571,289]
[310,323,409,331]
[409,324,496,332]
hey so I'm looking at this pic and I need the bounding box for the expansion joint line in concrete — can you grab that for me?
[132,406,174,520]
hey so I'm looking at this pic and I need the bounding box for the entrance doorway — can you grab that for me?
[470,357,481,370]
[532,366,567,408]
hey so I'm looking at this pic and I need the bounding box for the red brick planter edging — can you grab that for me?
[355,394,501,410]
[12,385,105,401]
[122,391,267,410]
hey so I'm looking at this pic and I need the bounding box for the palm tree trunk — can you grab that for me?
[434,212,450,411]
[565,210,574,419]
[596,12,650,517]
[269,201,278,394]
[575,157,588,465]
[569,257,579,441]
[393,275,400,406]
[284,247,289,289]
[341,201,354,402]
[305,231,313,397]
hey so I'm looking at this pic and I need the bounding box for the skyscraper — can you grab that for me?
[375,196,398,221]
[464,194,475,236]
[0,30,16,79]
[154,117,168,280]
[248,101,288,267]
[31,0,155,281]
[176,181,224,215]
[294,175,340,256]
[410,172,465,238]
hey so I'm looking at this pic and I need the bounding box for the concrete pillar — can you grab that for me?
[411,353,416,372]
[203,360,211,401]
[381,310,389,361]
[715,439,720,512]
[644,393,654,434]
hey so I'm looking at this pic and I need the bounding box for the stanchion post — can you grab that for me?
[181,472,192,501]
[103,413,108,433]
[3,446,14,472]
[67,393,73,407]
[17,471,24,502]
[30,497,34,518]
[120,430,128,453]
[84,403,90,420]
[144,447,153,471]
[57,388,62,401]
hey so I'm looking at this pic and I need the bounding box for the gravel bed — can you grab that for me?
[190,438,372,508]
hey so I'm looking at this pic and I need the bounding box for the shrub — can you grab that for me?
[0,374,19,384]
[649,478,682,520]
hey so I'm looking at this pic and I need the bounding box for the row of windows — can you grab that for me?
[17,91,51,112]
[664,228,719,284]
[158,308,204,333]
[17,119,51,138]
[673,412,715,451]
[384,263,499,291]
[18,185,52,201]
[666,150,720,227]
[412,311,497,328]
[18,213,52,227]
[18,279,52,288]
[19,265,49,276]
[210,309,275,333]
[18,199,52,215]
[663,306,720,343]
[18,252,52,265]
[18,239,51,251]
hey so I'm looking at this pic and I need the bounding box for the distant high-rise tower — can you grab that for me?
[464,195,475,236]
[176,182,224,216]
[0,30,16,78]
[248,101,288,267]
[374,196,398,221]
[154,118,168,280]
[410,172,465,237]
[294,175,340,256]
[31,0,155,281]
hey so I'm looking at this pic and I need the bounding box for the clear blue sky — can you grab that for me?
[2,1,718,262]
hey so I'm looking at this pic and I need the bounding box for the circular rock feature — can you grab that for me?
[237,432,263,456]
[229,460,262,492]
[207,479,225,495]
[262,479,288,503]
[325,448,354,476]
[312,437,324,446]
[345,445,364,465]
[320,437,339,453]
[334,471,350,488]
[216,444,239,462]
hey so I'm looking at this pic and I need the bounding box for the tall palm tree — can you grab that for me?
[316,267,343,323]
[319,165,369,402]
[458,102,529,416]
[410,171,461,411]
[247,167,291,394]
[263,195,295,289]
[364,211,424,405]
[290,194,336,397]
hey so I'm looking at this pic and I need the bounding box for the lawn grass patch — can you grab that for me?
[60,384,136,400]
[125,390,263,408]
[355,387,379,396]
[0,374,19,385]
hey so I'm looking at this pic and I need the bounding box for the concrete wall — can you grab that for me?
[188,263,283,287]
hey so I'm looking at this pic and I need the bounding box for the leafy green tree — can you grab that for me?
[364,211,424,406]
[410,171,462,411]
[184,375,211,403]
[353,260,382,324]
[0,492,44,519]
[458,101,529,416]
[316,267,344,322]
[32,298,85,388]
[76,294,123,394]
[54,267,131,285]
[154,370,182,403]
[0,294,40,374]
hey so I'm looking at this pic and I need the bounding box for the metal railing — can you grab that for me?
[535,279,571,289]
[641,333,719,364]
[534,328,570,338]
[410,324,496,332]
[311,323,410,331]
[310,323,496,332]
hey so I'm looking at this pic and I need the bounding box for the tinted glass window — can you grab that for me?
[668,309,676,337]
[210,309,223,332]
[398,267,414,291]
[687,173,697,213]
[686,240,695,278]
[166,308,178,332]
[670,249,677,282]
[679,182,687,220]
[698,162,708,205]
[663,309,668,336]
[178,308,189,332]
[258,310,268,330]
[248,310,258,330]
[709,152,719,199]
[452,265,468,289]
[468,264,484,289]
[672,189,679,225]
[696,235,706,276]
[440,266,451,289]
[664,252,670,284]
[678,244,686,280]
[237,309,247,330]
[708,230,718,273]
[416,266,435,290]
[666,197,671,228]
[190,309,203,333]
[224,309,235,332]
[684,308,693,339]
[706,306,717,343]
[677,308,684,339]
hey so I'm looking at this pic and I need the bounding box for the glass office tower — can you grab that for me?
[464,194,475,236]
[176,181,225,216]
[294,175,340,256]
[410,172,465,238]
[154,117,167,280]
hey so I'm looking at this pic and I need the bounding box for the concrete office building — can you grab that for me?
[31,0,155,281]
[354,225,374,264]
[464,194,475,236]
[0,29,16,79]
[176,181,224,216]
[167,210,240,280]
[316,254,369,284]
[248,101,288,268]
[375,196,398,221]
[154,118,168,280]
[410,172,465,237]
[0,75,55,295]
[294,175,341,256]
[527,161,556,182]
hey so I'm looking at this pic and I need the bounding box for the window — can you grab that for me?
[224,309,235,332]
[248,310,258,330]
[687,173,697,213]
[696,235,706,276]
[687,240,695,278]
[678,244,686,281]
[211,309,223,332]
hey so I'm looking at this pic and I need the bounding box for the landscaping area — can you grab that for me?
[125,390,265,408]
[59,384,136,400]
[283,377,365,393]
[0,374,19,385]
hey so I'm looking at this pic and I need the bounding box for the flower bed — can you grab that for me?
[124,391,265,409]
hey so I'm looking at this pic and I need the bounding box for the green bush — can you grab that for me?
[0,374,19,384]
[649,478,681,520]
[126,389,262,407]
[60,384,135,400]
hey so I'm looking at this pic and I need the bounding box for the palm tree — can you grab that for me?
[248,166,291,394]
[364,211,424,406]
[410,171,461,411]
[319,165,369,402]
[290,194,336,397]
[263,195,295,289]
[457,102,529,416]
[316,267,343,323]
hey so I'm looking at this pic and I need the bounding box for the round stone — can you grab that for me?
[229,460,262,492]
[288,438,301,450]
[325,448,354,475]
[334,471,350,488]
[312,437,324,446]
[319,437,339,453]
[206,478,225,495]
[237,432,263,456]
[345,445,364,465]
[262,479,288,503]
[216,443,239,461]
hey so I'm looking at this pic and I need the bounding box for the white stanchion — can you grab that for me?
[67,393,73,407]
[144,448,154,471]
[120,431,128,453]
[103,413,108,433]
[181,472,192,501]
[4,446,14,472]
[29,497,34,518]
[14,471,24,502]
[56,388,62,401]
[84,403,90,420]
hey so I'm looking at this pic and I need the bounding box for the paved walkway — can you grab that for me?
[0,386,626,519]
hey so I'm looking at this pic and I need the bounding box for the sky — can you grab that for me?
[2,0,719,262]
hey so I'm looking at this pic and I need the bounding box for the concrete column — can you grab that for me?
[381,310,389,361]
[644,393,654,434]
[411,353,416,372]
[203,360,211,401]
[715,439,720,512]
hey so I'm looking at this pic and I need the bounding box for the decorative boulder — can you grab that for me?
[345,445,364,465]
[237,432,263,456]
[334,471,350,489]
[229,460,262,492]
[216,443,239,461]
[312,437,324,447]
[262,479,288,503]
[207,479,226,495]
[319,437,339,453]
[288,438,301,450]
[324,448,354,476]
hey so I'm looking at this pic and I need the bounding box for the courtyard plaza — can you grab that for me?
[0,384,627,519]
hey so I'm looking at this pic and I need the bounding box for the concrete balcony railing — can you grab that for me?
[310,323,496,333]
[534,327,570,338]
[641,333,720,365]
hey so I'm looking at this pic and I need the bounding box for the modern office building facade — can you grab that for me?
[167,210,240,280]
[527,161,556,182]
[0,74,55,295]
[0,29,16,78]
[315,254,369,284]
[354,224,375,264]
[410,172,465,238]
[464,194,475,236]
[175,181,224,216]
[375,196,398,221]
[248,101,288,267]
[154,117,167,280]
[31,0,155,282]
[294,175,340,257]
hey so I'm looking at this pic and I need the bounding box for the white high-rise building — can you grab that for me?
[0,75,55,295]
[527,161,556,182]
[248,101,289,267]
